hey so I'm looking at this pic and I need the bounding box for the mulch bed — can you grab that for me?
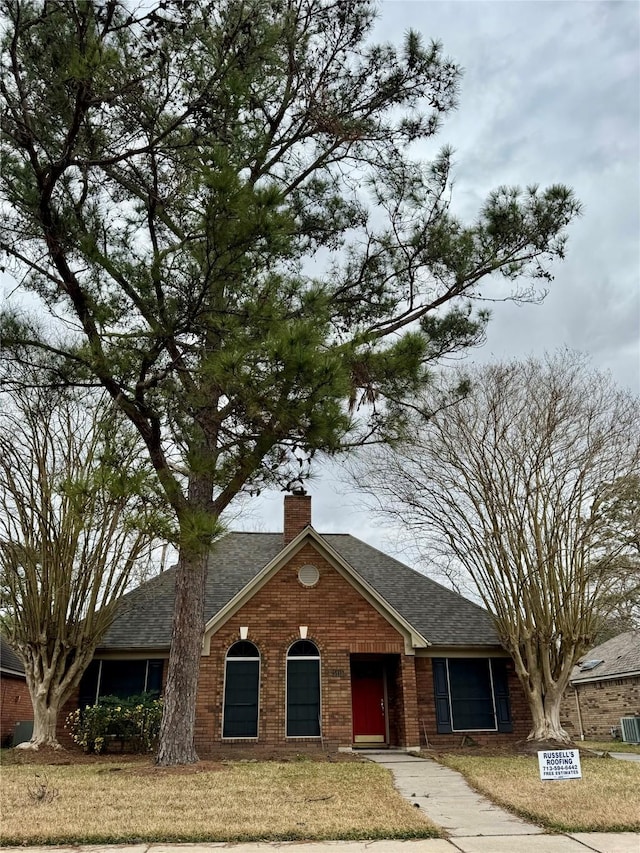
[5,738,607,774]
[422,738,604,760]
[2,744,363,774]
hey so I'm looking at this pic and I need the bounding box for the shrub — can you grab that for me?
[66,694,163,753]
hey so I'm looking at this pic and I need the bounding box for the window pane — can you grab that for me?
[78,660,100,708]
[223,659,259,738]
[448,659,495,730]
[287,658,320,736]
[99,660,147,700]
[288,640,319,657]
[146,660,164,697]
[227,641,259,658]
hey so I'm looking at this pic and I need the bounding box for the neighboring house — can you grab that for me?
[560,630,640,741]
[0,636,32,746]
[63,494,531,752]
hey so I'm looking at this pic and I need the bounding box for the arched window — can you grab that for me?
[223,641,260,738]
[286,640,321,737]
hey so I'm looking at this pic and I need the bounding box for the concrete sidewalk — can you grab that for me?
[362,750,640,853]
[2,838,640,852]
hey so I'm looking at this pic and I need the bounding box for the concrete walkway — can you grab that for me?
[2,838,640,853]
[361,750,640,853]
[364,750,541,837]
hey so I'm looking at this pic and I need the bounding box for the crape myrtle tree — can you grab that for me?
[0,0,581,763]
[351,352,640,743]
[591,474,640,641]
[0,379,167,748]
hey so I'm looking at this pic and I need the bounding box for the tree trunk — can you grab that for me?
[18,683,63,750]
[525,684,572,743]
[155,547,208,765]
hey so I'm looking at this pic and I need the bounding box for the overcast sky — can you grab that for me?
[239,0,640,557]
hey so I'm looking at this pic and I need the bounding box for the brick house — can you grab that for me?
[0,636,32,746]
[69,494,531,753]
[560,630,640,741]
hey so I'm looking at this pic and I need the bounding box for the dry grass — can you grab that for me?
[439,754,640,832]
[0,758,439,845]
[582,740,640,755]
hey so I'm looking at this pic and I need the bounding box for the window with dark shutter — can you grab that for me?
[223,641,260,738]
[286,640,320,737]
[432,657,512,734]
[448,659,496,730]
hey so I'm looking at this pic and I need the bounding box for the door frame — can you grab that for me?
[350,657,390,746]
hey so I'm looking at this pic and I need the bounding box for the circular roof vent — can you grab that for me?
[298,564,320,587]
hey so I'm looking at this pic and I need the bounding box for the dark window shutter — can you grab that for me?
[223,659,260,738]
[287,658,320,736]
[491,659,513,733]
[432,659,452,733]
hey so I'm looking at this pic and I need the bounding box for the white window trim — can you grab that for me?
[221,644,261,741]
[446,658,498,733]
[94,659,156,703]
[285,642,322,739]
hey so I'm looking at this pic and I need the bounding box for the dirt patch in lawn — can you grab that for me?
[421,737,608,761]
[2,744,363,773]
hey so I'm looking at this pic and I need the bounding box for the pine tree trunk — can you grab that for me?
[155,469,214,766]
[155,548,208,765]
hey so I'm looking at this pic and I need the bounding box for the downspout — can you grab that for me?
[574,686,585,741]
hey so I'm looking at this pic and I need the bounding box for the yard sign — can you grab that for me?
[537,749,582,780]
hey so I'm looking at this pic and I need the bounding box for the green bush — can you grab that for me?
[66,694,163,754]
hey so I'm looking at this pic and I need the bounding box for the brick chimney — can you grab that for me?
[284,493,312,544]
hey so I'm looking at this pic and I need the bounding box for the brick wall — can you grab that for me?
[53,538,533,756]
[0,673,33,746]
[195,542,411,754]
[561,676,640,740]
[414,657,532,748]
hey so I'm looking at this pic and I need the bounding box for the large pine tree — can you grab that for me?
[0,0,580,763]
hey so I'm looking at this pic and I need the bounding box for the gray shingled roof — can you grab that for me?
[1,636,25,676]
[100,531,501,650]
[570,630,640,683]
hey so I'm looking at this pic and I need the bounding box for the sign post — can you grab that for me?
[537,749,582,781]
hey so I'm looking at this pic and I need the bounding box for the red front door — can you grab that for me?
[351,661,386,744]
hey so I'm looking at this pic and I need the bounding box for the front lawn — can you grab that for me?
[582,739,640,755]
[438,753,640,832]
[0,755,439,845]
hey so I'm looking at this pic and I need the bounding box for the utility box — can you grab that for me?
[620,716,640,743]
[13,720,33,746]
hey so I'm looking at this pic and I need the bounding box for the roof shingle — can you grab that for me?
[100,531,501,650]
[1,636,25,676]
[570,630,640,683]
